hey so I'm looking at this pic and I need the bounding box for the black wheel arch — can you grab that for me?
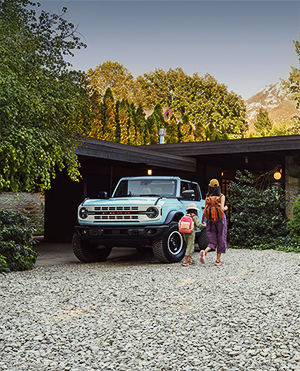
[164,210,184,225]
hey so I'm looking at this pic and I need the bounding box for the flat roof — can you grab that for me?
[75,137,196,172]
[140,135,300,156]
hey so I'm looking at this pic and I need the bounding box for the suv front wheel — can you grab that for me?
[152,223,186,263]
[72,234,112,263]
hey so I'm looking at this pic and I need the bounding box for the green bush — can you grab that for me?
[0,210,37,272]
[228,170,288,250]
[287,197,300,245]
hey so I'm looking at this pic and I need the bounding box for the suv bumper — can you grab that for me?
[74,224,169,247]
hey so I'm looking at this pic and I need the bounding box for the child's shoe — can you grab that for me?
[200,250,205,264]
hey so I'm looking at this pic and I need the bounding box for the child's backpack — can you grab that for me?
[178,214,195,234]
[204,195,224,222]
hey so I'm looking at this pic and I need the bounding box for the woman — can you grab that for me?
[200,179,228,266]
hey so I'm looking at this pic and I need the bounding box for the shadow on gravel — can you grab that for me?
[34,237,162,267]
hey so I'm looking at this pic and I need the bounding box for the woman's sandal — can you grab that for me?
[182,261,191,266]
[189,258,196,264]
[215,260,224,266]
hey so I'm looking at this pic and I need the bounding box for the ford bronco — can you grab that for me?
[73,176,208,263]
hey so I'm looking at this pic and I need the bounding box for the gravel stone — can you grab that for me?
[1,248,300,370]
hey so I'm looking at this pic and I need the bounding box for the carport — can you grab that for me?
[44,138,197,242]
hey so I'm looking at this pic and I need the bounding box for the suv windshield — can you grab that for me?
[113,179,177,197]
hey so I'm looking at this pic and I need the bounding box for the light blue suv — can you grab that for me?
[73,176,207,263]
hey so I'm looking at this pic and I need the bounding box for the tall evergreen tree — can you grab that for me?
[135,104,147,145]
[127,103,137,146]
[89,91,104,139]
[165,116,179,143]
[116,99,129,144]
[101,88,116,142]
[254,108,273,137]
[179,115,194,142]
[146,104,165,144]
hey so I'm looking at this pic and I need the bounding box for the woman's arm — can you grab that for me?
[221,194,228,211]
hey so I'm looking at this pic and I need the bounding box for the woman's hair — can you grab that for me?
[187,209,198,215]
[206,186,221,197]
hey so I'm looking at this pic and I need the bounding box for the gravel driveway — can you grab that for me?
[1,248,300,371]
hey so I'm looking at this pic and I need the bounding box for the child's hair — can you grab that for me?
[187,209,198,215]
[206,186,221,197]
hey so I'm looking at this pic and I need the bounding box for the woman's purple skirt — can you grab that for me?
[206,213,227,254]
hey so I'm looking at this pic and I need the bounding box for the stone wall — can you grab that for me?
[285,155,300,220]
[0,192,45,233]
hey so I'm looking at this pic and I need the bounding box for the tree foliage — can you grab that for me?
[287,197,300,245]
[285,36,300,110]
[135,69,248,141]
[0,0,91,193]
[253,108,273,137]
[87,61,138,102]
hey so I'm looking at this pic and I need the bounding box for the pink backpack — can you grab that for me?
[178,214,194,234]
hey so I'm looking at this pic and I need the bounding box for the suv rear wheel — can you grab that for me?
[152,223,186,263]
[72,234,112,263]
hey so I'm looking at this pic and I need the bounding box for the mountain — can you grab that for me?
[245,82,299,130]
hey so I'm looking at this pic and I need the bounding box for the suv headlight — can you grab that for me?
[146,207,159,219]
[79,207,88,219]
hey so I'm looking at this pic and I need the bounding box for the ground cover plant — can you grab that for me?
[0,210,37,272]
[228,169,300,253]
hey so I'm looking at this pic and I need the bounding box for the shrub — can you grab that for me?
[228,170,288,250]
[287,197,300,245]
[0,210,37,272]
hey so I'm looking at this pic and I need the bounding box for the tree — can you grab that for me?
[146,104,165,144]
[284,36,300,110]
[134,104,147,145]
[254,108,273,137]
[100,88,116,142]
[0,0,91,193]
[89,91,104,139]
[165,116,179,144]
[179,115,194,143]
[136,69,248,140]
[115,99,128,144]
[87,61,138,102]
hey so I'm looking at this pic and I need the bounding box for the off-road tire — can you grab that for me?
[72,234,112,263]
[197,229,208,251]
[152,223,186,263]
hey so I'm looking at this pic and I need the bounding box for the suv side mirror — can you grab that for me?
[98,191,108,199]
[182,190,195,200]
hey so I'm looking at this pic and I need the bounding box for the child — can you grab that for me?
[200,179,228,266]
[180,203,206,266]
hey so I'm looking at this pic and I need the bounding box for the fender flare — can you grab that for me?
[164,210,185,225]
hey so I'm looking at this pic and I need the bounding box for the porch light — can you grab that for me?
[274,171,281,180]
[147,169,152,176]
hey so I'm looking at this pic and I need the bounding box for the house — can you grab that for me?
[44,135,300,242]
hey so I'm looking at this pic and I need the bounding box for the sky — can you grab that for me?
[39,0,300,101]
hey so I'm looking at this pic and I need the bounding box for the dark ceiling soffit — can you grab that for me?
[75,138,196,172]
[141,136,300,156]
